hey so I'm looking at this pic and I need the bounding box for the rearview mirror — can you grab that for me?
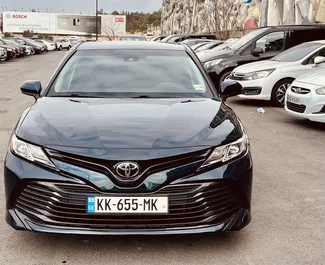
[252,47,264,56]
[313,56,325,66]
[20,80,42,99]
[220,80,243,101]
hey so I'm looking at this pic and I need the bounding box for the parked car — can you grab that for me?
[0,47,7,61]
[285,68,325,123]
[120,35,147,41]
[181,39,214,47]
[25,38,47,52]
[3,39,34,55]
[0,39,26,57]
[193,40,225,52]
[200,25,325,92]
[227,41,325,106]
[31,38,56,51]
[161,34,217,43]
[147,29,154,36]
[4,41,252,235]
[6,37,44,54]
[150,35,167,41]
[54,38,72,50]
[198,38,239,54]
[69,36,79,42]
[0,45,15,61]
[70,39,80,47]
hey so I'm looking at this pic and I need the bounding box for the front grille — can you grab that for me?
[15,182,242,230]
[291,86,310,94]
[46,149,210,186]
[287,102,306,113]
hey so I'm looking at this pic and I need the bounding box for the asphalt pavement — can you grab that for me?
[0,52,324,265]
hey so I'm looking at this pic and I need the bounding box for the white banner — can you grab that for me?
[3,11,126,36]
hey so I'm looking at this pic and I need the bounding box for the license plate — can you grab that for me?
[87,196,169,214]
[287,95,302,104]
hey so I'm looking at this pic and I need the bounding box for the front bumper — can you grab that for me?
[285,87,325,123]
[227,77,273,101]
[4,150,253,235]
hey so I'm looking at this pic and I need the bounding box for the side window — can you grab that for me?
[254,31,285,53]
[305,47,325,64]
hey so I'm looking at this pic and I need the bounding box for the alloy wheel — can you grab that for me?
[276,83,290,105]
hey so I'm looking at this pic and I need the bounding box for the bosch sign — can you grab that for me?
[11,14,28,19]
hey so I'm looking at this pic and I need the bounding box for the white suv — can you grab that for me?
[55,38,71,50]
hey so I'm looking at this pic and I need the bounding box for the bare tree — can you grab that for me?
[210,0,240,39]
[102,20,120,40]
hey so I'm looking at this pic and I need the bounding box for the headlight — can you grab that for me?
[199,132,249,169]
[204,59,222,69]
[316,88,325,95]
[10,134,56,168]
[242,69,275,80]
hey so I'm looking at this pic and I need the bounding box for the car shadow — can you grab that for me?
[286,118,325,131]
[18,230,247,253]
[227,98,273,108]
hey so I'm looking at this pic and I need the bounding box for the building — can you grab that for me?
[2,11,126,37]
[161,0,325,35]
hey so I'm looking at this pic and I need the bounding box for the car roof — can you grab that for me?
[308,40,325,44]
[121,35,145,38]
[262,24,325,30]
[77,41,187,51]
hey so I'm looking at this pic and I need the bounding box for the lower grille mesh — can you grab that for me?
[16,182,242,230]
[287,102,306,113]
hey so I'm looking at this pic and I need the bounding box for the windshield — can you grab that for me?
[222,28,269,50]
[120,36,146,41]
[270,42,323,62]
[49,49,212,98]
[161,35,180,42]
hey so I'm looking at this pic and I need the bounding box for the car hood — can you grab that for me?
[0,44,15,49]
[295,69,325,86]
[233,60,295,74]
[17,97,241,151]
[197,49,234,63]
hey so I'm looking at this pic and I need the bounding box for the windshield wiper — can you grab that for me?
[52,93,102,98]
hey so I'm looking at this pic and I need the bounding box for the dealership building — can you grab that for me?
[2,11,126,37]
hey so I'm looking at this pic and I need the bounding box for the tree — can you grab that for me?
[0,12,3,33]
[22,30,35,37]
[210,0,240,39]
[102,20,120,40]
[112,10,120,15]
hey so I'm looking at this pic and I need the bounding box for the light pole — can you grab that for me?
[96,0,98,41]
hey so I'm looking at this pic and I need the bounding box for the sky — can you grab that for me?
[0,0,162,13]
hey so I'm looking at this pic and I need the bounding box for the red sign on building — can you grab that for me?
[115,17,124,22]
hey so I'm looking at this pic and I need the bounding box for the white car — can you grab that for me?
[285,68,325,123]
[227,40,325,106]
[33,39,56,51]
[55,38,71,50]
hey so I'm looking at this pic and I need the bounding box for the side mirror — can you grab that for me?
[252,47,264,56]
[220,80,243,101]
[313,56,325,66]
[20,80,42,99]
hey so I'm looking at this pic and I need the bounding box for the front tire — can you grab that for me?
[271,78,294,107]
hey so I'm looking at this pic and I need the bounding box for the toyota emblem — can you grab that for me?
[115,162,140,179]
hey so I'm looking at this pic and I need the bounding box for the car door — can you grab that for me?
[253,31,286,62]
[301,45,325,72]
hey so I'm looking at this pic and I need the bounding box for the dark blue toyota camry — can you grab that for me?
[4,41,253,235]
